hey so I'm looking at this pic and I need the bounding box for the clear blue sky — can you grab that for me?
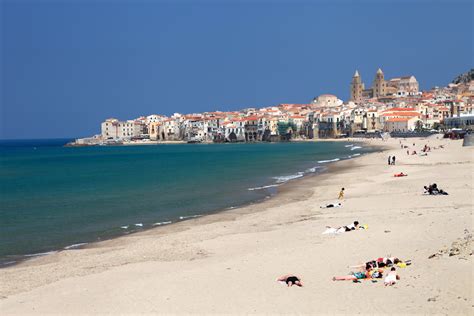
[1,0,472,139]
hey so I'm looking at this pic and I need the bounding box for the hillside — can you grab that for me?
[452,69,474,84]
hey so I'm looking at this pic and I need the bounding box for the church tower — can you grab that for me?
[350,70,364,103]
[372,68,386,98]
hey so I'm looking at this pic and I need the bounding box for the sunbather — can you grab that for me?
[320,202,342,208]
[424,183,448,195]
[277,274,303,287]
[332,268,384,281]
[394,172,407,177]
[384,267,400,286]
[323,221,360,234]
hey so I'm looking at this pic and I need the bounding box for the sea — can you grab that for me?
[0,139,374,265]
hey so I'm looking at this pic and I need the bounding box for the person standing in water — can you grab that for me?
[338,188,345,200]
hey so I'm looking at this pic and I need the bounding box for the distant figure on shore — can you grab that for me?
[338,188,345,200]
[394,172,407,177]
[320,202,342,208]
[392,156,396,165]
[388,156,391,165]
[277,275,303,287]
[407,150,409,155]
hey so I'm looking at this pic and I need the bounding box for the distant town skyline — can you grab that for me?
[2,0,473,139]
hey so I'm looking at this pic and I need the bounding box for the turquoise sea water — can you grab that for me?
[0,140,373,265]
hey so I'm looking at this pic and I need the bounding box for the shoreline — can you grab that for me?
[1,136,471,314]
[1,139,383,268]
[66,137,373,147]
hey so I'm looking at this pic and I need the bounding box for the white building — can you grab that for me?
[101,118,144,140]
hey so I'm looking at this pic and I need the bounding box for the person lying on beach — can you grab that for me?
[277,275,303,287]
[323,221,361,234]
[350,258,411,270]
[332,268,384,282]
[320,202,342,208]
[384,267,400,286]
[423,184,448,195]
[394,172,407,177]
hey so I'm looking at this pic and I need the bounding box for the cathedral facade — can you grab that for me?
[350,68,419,102]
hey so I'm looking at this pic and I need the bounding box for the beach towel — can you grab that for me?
[322,227,345,235]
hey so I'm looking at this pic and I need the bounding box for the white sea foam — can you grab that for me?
[317,158,340,163]
[272,173,304,183]
[64,243,88,250]
[345,144,354,147]
[351,153,361,157]
[350,146,362,151]
[24,251,58,257]
[134,223,143,227]
[248,184,280,191]
[120,225,129,229]
[179,215,202,220]
[153,221,172,226]
[305,166,322,173]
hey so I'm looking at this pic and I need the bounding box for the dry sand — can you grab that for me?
[1,136,472,315]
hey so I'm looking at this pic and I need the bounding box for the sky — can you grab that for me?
[1,0,472,139]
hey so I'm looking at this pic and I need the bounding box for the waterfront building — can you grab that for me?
[101,118,144,140]
[244,116,259,141]
[380,108,421,131]
[384,117,420,132]
[149,121,163,140]
[289,115,306,135]
[224,120,245,142]
[444,114,474,129]
[162,119,181,141]
[366,109,382,132]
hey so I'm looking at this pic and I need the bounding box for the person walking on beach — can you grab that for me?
[338,188,345,200]
[388,155,391,165]
[392,156,396,165]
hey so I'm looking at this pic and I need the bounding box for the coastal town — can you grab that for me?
[73,69,474,145]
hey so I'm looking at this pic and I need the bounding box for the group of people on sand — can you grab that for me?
[402,140,445,156]
[279,144,433,289]
[423,183,449,195]
[333,257,410,286]
[279,256,410,287]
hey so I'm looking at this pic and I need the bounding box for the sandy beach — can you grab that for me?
[1,136,472,315]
